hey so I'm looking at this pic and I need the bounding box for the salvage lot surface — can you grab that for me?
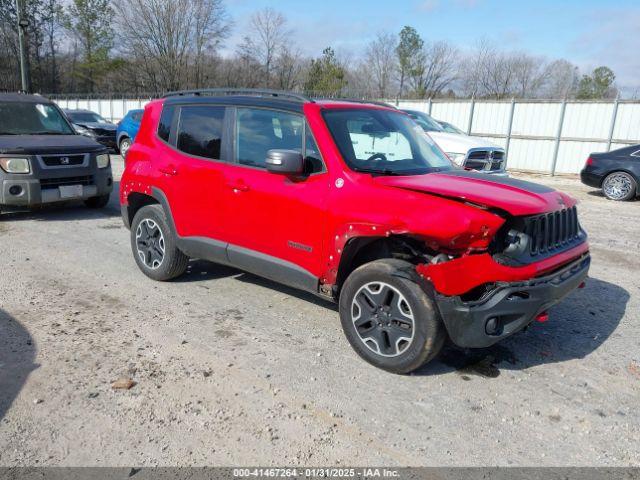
[1,157,638,466]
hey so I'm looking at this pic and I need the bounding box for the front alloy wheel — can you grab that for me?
[339,259,445,374]
[351,282,415,357]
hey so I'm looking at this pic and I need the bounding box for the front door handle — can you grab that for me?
[159,165,178,176]
[227,182,249,193]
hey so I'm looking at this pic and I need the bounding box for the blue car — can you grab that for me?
[116,109,143,157]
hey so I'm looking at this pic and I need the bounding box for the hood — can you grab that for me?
[76,122,117,131]
[0,135,107,155]
[427,131,501,153]
[373,170,576,216]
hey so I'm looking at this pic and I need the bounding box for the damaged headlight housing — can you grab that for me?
[0,157,30,174]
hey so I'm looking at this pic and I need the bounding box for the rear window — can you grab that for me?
[176,106,225,159]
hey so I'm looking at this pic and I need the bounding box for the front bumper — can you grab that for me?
[435,254,590,348]
[0,156,113,207]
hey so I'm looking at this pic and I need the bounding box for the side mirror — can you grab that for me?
[265,149,304,175]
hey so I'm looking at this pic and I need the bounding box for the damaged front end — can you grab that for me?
[415,206,590,348]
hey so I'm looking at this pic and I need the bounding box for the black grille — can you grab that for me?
[40,176,94,189]
[524,206,580,256]
[41,154,85,166]
[464,150,505,171]
[467,150,504,160]
[467,151,488,160]
[465,160,486,169]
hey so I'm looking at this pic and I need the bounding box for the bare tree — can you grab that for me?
[114,0,230,92]
[511,52,549,98]
[408,40,459,97]
[273,46,304,90]
[237,7,289,86]
[542,59,579,99]
[362,32,397,98]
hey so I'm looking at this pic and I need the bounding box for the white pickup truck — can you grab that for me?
[401,109,507,175]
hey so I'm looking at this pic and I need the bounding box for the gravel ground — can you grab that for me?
[0,158,638,467]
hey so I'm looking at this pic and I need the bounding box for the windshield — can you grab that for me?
[439,121,466,135]
[67,111,107,123]
[402,110,444,133]
[323,109,454,175]
[0,102,75,135]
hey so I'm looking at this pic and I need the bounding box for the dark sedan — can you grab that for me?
[581,145,640,201]
[64,109,118,152]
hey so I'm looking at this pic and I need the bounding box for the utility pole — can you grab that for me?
[15,0,32,93]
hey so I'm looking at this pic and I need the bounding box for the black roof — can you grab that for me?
[0,92,53,104]
[163,95,305,113]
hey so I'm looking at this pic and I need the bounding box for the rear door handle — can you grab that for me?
[159,165,178,176]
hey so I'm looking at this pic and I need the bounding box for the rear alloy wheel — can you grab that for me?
[339,259,445,374]
[136,218,165,270]
[602,172,637,201]
[130,205,189,281]
[119,137,131,157]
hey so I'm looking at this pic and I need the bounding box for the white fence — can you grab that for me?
[52,96,640,175]
[398,99,640,174]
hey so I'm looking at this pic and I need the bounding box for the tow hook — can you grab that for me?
[535,311,549,323]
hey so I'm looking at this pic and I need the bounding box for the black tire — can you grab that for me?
[602,171,637,201]
[339,259,446,374]
[84,193,111,209]
[119,137,131,157]
[130,204,189,281]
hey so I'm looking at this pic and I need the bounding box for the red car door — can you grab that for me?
[222,107,329,283]
[155,104,229,240]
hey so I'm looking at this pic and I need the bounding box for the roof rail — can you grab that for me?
[317,98,397,108]
[163,88,314,103]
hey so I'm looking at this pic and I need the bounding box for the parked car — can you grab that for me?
[64,109,117,152]
[401,109,507,175]
[116,109,143,157]
[437,119,466,135]
[0,93,113,214]
[120,89,589,374]
[580,145,639,201]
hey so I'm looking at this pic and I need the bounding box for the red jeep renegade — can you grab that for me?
[120,89,590,373]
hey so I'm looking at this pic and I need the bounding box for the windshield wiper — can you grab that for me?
[30,131,68,135]
[353,167,405,176]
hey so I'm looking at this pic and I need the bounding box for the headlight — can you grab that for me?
[96,154,110,169]
[0,157,30,174]
[446,152,466,166]
[75,125,96,137]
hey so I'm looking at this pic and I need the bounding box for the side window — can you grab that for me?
[304,126,324,174]
[132,112,143,122]
[157,106,174,142]
[236,108,303,168]
[176,106,225,159]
